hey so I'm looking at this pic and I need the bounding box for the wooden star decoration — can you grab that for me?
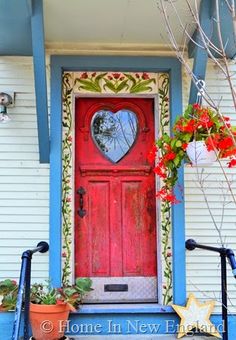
[172,293,221,338]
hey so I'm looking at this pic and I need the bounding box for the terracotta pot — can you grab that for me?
[186,140,217,165]
[30,303,71,340]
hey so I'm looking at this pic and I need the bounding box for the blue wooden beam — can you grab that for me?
[0,0,32,56]
[26,0,33,16]
[31,0,50,163]
[211,0,236,59]
[189,0,236,60]
[189,0,214,104]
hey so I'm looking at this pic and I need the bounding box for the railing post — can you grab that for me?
[220,253,228,340]
[24,254,32,340]
[185,239,236,340]
[11,241,49,340]
[12,251,32,340]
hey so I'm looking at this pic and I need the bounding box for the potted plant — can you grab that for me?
[148,104,236,204]
[30,278,93,340]
[0,279,18,311]
[0,279,21,339]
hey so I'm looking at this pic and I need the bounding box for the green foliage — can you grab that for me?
[30,278,93,310]
[0,279,18,311]
[30,282,58,305]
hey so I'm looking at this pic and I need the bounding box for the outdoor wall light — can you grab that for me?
[0,92,13,123]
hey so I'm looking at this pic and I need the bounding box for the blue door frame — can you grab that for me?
[50,55,185,305]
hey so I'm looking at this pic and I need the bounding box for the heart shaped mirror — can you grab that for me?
[91,109,138,163]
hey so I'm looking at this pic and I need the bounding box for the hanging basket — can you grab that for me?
[186,140,218,165]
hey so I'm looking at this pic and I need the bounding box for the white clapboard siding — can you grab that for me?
[183,60,236,313]
[0,56,49,281]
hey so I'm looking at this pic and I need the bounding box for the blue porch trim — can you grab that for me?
[30,0,50,163]
[50,55,185,303]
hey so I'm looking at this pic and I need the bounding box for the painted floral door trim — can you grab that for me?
[62,71,172,304]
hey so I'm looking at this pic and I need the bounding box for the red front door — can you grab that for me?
[74,97,157,302]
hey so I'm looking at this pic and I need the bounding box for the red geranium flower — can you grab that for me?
[153,166,167,179]
[164,151,176,161]
[199,112,214,128]
[218,137,234,150]
[193,103,200,110]
[227,158,236,168]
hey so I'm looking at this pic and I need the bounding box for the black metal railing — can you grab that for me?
[186,239,236,340]
[12,241,49,340]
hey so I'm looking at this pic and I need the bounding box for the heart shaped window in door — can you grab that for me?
[91,109,138,163]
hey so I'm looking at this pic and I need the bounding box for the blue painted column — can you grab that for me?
[169,63,186,305]
[49,63,62,286]
[188,0,214,104]
[31,0,50,163]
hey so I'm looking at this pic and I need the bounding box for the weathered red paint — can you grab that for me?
[75,98,157,277]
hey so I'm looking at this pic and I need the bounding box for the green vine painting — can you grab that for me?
[62,73,73,286]
[74,72,157,94]
[158,74,172,305]
[62,71,172,303]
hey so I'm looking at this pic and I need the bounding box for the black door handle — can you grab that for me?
[77,186,86,218]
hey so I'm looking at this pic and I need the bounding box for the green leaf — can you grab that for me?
[130,85,153,94]
[75,278,93,293]
[173,156,181,167]
[103,79,116,92]
[184,104,193,118]
[162,134,171,143]
[79,85,101,93]
[170,139,176,148]
[123,73,136,84]
[77,79,101,92]
[94,73,107,88]
[176,140,182,147]
[115,79,129,93]
[130,79,155,93]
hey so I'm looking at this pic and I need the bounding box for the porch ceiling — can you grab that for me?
[43,0,198,52]
[0,0,200,56]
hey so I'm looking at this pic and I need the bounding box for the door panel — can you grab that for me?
[74,97,157,302]
[122,181,143,276]
[90,181,110,276]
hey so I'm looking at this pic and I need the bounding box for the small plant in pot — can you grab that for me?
[30,278,93,340]
[0,279,18,311]
[148,104,236,204]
